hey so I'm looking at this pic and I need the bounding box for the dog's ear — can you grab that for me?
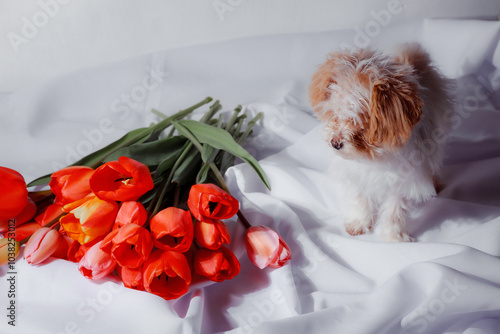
[368,73,423,149]
[308,55,338,112]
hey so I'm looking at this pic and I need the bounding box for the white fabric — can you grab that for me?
[1,17,500,334]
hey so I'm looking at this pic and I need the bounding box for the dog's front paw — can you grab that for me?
[378,228,414,242]
[345,219,371,236]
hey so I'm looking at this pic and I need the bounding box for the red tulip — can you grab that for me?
[35,203,65,227]
[24,227,62,265]
[194,219,230,250]
[150,207,193,252]
[89,156,154,202]
[193,246,240,282]
[117,265,144,290]
[187,184,239,221]
[51,234,74,259]
[108,223,153,268]
[143,250,191,300]
[14,222,41,242]
[60,195,118,244]
[78,241,116,280]
[100,229,119,254]
[0,197,36,232]
[113,201,147,229]
[50,166,94,205]
[244,226,291,269]
[0,166,28,220]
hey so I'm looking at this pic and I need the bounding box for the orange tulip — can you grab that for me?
[24,227,62,265]
[143,250,191,300]
[187,184,239,221]
[50,166,94,205]
[193,246,240,282]
[117,265,144,290]
[89,156,154,202]
[60,195,118,244]
[0,197,36,232]
[150,207,193,252]
[113,201,147,229]
[78,241,116,280]
[107,223,153,268]
[0,166,28,220]
[244,226,291,269]
[0,238,20,266]
[194,219,230,250]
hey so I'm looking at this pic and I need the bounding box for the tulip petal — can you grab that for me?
[245,226,280,269]
[194,247,240,282]
[49,166,94,205]
[143,250,191,300]
[90,157,154,202]
[78,241,116,280]
[0,166,28,220]
[24,228,61,265]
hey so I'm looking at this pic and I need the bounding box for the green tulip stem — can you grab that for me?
[236,210,252,229]
[207,161,252,230]
[149,142,194,218]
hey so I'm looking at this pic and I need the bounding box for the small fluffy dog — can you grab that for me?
[308,43,453,241]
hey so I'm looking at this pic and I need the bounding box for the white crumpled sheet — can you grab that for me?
[1,18,500,334]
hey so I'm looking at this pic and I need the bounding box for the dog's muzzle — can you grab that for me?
[331,139,344,150]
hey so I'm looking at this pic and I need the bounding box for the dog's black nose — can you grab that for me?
[331,140,344,150]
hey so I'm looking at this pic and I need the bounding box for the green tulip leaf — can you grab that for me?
[103,136,187,167]
[175,119,271,190]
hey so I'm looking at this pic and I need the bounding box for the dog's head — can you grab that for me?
[308,47,423,159]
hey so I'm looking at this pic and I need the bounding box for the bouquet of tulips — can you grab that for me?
[0,97,291,300]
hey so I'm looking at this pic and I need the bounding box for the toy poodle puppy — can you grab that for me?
[308,43,453,241]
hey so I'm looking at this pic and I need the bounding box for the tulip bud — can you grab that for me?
[89,156,154,202]
[50,166,94,205]
[150,207,193,252]
[0,166,28,220]
[117,265,144,290]
[113,201,147,229]
[24,227,62,265]
[143,250,191,300]
[194,246,240,282]
[194,219,230,250]
[245,226,291,269]
[78,241,116,280]
[60,195,118,244]
[109,224,153,268]
[187,183,239,221]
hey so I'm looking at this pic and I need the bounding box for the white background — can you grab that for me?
[1,0,500,93]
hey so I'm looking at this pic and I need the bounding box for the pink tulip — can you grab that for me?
[24,227,61,265]
[245,226,291,269]
[78,241,116,280]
